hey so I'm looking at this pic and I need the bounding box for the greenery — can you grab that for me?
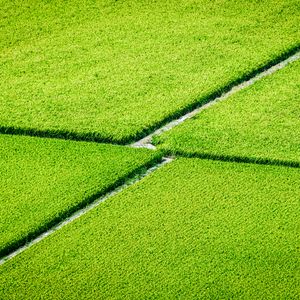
[0,134,161,257]
[1,0,299,143]
[155,60,300,166]
[1,158,299,299]
[0,1,299,297]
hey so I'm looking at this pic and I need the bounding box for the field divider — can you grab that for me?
[0,157,173,266]
[1,48,300,264]
[131,49,300,150]
[162,150,300,169]
[0,47,299,145]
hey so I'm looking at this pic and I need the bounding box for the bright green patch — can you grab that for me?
[0,0,299,142]
[0,134,161,257]
[1,158,299,299]
[155,59,300,166]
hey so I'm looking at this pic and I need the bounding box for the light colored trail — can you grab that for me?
[0,157,173,266]
[131,50,300,149]
[1,50,299,265]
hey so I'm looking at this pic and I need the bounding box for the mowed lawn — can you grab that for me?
[0,134,161,257]
[155,59,300,166]
[0,158,299,299]
[0,0,299,142]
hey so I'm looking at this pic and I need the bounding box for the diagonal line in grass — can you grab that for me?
[0,154,172,265]
[0,158,299,298]
[2,1,300,143]
[155,56,300,167]
[0,134,164,259]
[2,45,300,146]
[132,48,300,149]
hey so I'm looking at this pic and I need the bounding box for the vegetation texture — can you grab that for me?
[1,158,299,299]
[0,134,161,257]
[155,60,300,166]
[1,0,299,142]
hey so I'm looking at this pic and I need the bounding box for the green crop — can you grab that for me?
[1,0,299,143]
[1,158,299,299]
[156,59,300,166]
[0,134,161,257]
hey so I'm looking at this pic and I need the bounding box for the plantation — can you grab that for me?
[0,134,160,257]
[0,158,299,298]
[1,0,299,298]
[0,0,299,142]
[155,59,300,166]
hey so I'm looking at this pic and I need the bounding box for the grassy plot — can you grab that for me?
[0,134,161,257]
[1,158,299,299]
[1,0,300,143]
[155,59,300,166]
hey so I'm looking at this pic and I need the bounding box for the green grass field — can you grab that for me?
[0,134,161,257]
[155,59,300,166]
[1,0,299,142]
[0,158,299,299]
[1,1,299,298]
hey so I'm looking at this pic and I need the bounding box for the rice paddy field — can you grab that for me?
[155,59,300,166]
[1,0,299,299]
[1,0,299,142]
[1,159,299,299]
[0,134,160,257]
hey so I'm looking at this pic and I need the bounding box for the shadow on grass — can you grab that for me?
[162,149,300,169]
[0,154,163,259]
[1,43,299,145]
